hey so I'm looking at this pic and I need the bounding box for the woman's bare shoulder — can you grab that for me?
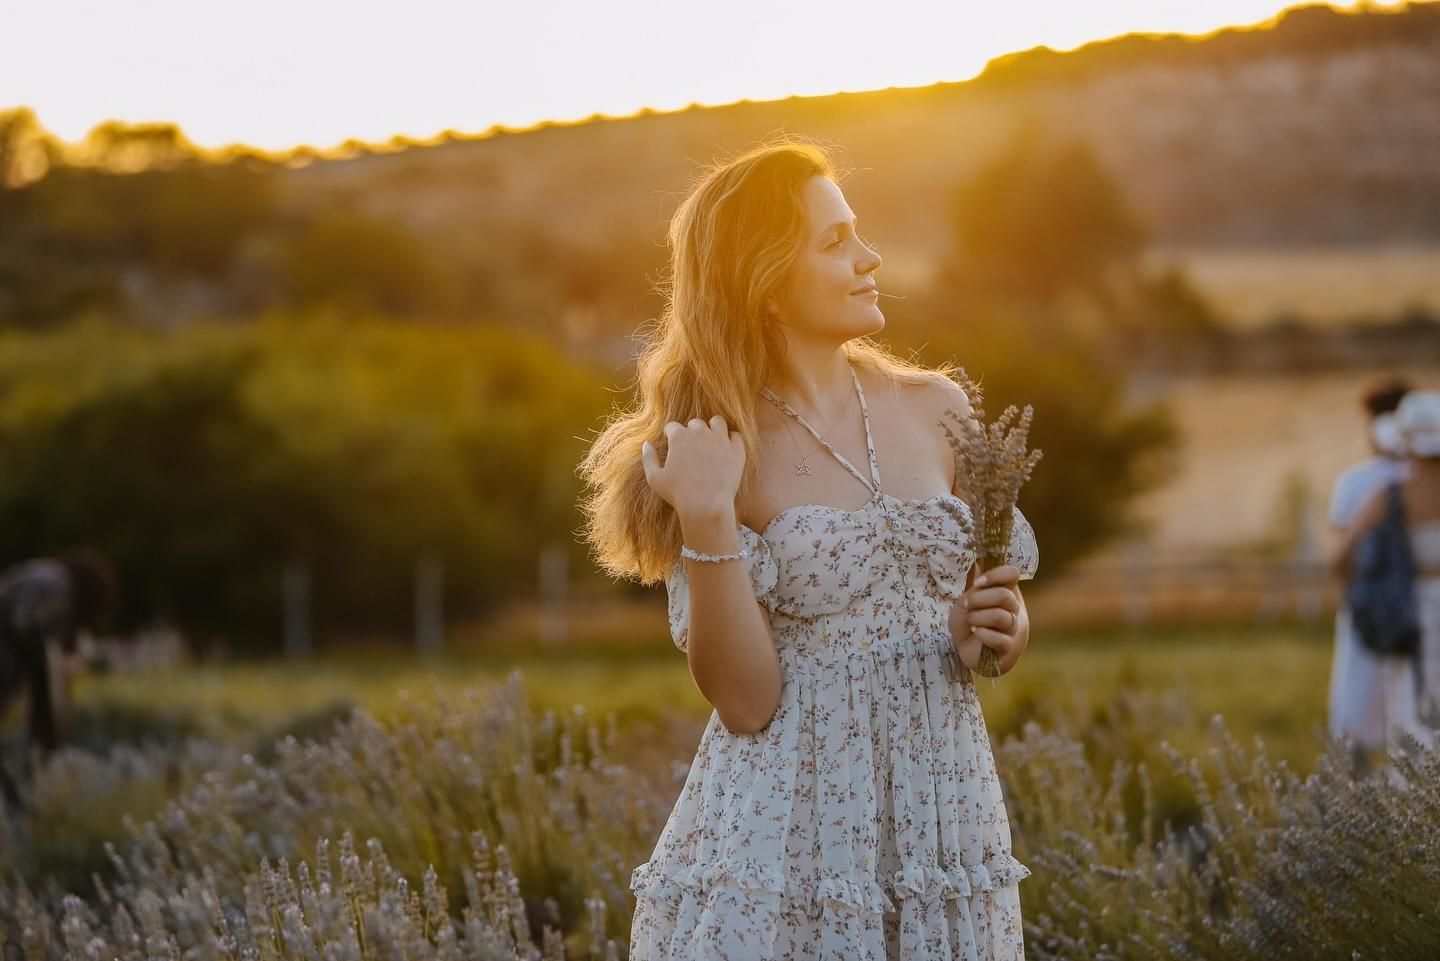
[893,370,972,423]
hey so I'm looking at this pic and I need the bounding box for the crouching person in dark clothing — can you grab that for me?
[0,546,119,810]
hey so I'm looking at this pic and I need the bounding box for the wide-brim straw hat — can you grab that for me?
[1396,389,1440,457]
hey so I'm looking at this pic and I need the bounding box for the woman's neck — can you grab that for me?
[768,342,854,424]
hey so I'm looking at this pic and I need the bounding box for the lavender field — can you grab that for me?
[3,626,1437,960]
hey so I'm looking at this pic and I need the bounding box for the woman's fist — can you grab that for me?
[950,563,1028,676]
[641,415,746,520]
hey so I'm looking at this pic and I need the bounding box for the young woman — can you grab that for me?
[580,139,1039,960]
[1325,377,1411,773]
[1331,388,1440,763]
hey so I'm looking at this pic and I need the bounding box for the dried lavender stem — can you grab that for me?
[937,377,1043,684]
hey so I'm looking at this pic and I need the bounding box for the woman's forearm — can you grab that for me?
[1007,588,1031,674]
[1329,522,1369,582]
[678,508,782,736]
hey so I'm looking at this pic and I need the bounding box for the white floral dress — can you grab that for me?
[629,365,1039,961]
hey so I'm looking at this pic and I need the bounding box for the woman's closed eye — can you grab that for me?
[830,234,878,254]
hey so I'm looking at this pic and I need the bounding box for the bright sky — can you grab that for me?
[5,0,1393,154]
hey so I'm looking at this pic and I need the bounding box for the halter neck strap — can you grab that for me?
[760,362,883,495]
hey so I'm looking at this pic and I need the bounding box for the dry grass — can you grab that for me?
[1144,245,1440,329]
[1083,366,1440,566]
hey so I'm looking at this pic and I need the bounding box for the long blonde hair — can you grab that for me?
[578,136,958,584]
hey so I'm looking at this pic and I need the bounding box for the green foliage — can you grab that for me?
[0,318,611,651]
[890,303,1179,574]
[0,140,472,328]
[929,317,1179,572]
[0,108,61,190]
[283,211,463,318]
[26,164,277,278]
[0,345,313,639]
[939,127,1147,306]
[0,159,280,326]
[891,129,1194,572]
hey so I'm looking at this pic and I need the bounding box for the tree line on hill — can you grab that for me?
[0,108,1310,651]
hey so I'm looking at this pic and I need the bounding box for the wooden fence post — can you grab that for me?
[283,560,312,658]
[538,543,568,650]
[415,554,445,656]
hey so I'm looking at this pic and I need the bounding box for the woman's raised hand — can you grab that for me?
[641,415,746,521]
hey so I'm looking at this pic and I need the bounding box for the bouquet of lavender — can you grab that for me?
[938,373,1043,680]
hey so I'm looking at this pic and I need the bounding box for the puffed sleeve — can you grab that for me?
[1006,506,1039,581]
[665,524,779,652]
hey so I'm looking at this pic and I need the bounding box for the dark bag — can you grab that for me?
[1347,483,1421,660]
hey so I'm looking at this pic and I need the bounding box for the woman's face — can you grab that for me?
[770,176,883,341]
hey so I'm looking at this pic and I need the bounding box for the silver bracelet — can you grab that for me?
[681,545,750,563]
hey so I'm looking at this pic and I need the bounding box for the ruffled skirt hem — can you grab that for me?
[629,850,1031,915]
[628,853,1029,961]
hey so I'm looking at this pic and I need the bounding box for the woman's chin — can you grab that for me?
[796,307,885,342]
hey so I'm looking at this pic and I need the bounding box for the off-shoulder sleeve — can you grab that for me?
[665,524,779,652]
[1006,506,1039,581]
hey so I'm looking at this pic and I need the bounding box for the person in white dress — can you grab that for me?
[1331,386,1440,771]
[579,140,1039,960]
[1394,391,1440,742]
[1325,377,1411,774]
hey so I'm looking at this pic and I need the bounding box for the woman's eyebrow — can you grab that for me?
[817,215,858,239]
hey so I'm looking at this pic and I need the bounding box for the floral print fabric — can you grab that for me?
[631,366,1040,961]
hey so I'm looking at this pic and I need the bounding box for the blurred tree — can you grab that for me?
[0,159,280,327]
[0,108,63,190]
[0,347,312,652]
[935,126,1222,359]
[0,320,610,653]
[938,126,1146,308]
[83,120,201,173]
[143,164,279,279]
[283,211,462,318]
[337,138,372,159]
[897,316,1179,573]
[895,128,1191,571]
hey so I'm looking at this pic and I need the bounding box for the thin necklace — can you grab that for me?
[780,415,813,476]
[769,386,852,477]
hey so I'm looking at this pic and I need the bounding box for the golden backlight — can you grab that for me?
[3,0,1405,154]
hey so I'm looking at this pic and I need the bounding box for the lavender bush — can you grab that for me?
[0,674,667,959]
[1002,690,1440,960]
[1,671,1436,959]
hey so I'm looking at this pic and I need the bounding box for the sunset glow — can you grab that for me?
[5,0,1406,154]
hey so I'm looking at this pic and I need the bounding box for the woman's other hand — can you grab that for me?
[950,563,1030,676]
